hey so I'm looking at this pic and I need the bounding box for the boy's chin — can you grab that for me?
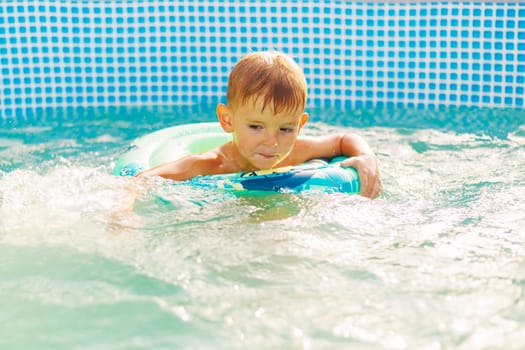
[254,161,283,171]
[245,159,277,171]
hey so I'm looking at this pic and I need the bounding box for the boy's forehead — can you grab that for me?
[233,102,303,123]
[235,96,302,115]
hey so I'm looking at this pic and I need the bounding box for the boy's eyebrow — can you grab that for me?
[245,118,264,123]
[245,119,296,127]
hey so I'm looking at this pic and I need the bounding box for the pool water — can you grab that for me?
[1,106,524,349]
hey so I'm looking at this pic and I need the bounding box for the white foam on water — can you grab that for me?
[1,120,525,349]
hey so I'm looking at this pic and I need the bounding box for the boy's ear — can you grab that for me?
[299,112,308,129]
[217,103,233,133]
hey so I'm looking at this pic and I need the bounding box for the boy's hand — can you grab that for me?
[340,154,382,199]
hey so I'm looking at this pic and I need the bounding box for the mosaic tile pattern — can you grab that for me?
[1,1,524,118]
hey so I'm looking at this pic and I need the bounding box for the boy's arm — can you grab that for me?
[295,134,382,198]
[136,155,204,181]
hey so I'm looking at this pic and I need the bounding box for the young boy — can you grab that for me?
[138,51,382,198]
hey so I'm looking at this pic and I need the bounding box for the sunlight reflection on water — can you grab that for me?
[0,107,524,349]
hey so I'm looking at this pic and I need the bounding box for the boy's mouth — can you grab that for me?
[259,153,275,159]
[256,152,279,160]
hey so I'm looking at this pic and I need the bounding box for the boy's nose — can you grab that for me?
[263,131,279,147]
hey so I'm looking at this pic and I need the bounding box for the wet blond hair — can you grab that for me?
[226,51,307,114]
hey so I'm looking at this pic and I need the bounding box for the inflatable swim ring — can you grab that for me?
[113,122,360,194]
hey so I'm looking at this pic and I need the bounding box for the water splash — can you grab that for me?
[1,108,524,349]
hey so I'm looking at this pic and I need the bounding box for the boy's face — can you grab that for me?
[218,99,308,170]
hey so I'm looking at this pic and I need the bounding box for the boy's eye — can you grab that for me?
[280,127,294,133]
[247,125,294,133]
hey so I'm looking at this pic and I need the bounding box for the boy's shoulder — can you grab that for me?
[289,134,342,164]
[190,144,239,175]
[295,134,339,147]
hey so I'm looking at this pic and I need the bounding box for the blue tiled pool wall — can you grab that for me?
[1,1,524,119]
